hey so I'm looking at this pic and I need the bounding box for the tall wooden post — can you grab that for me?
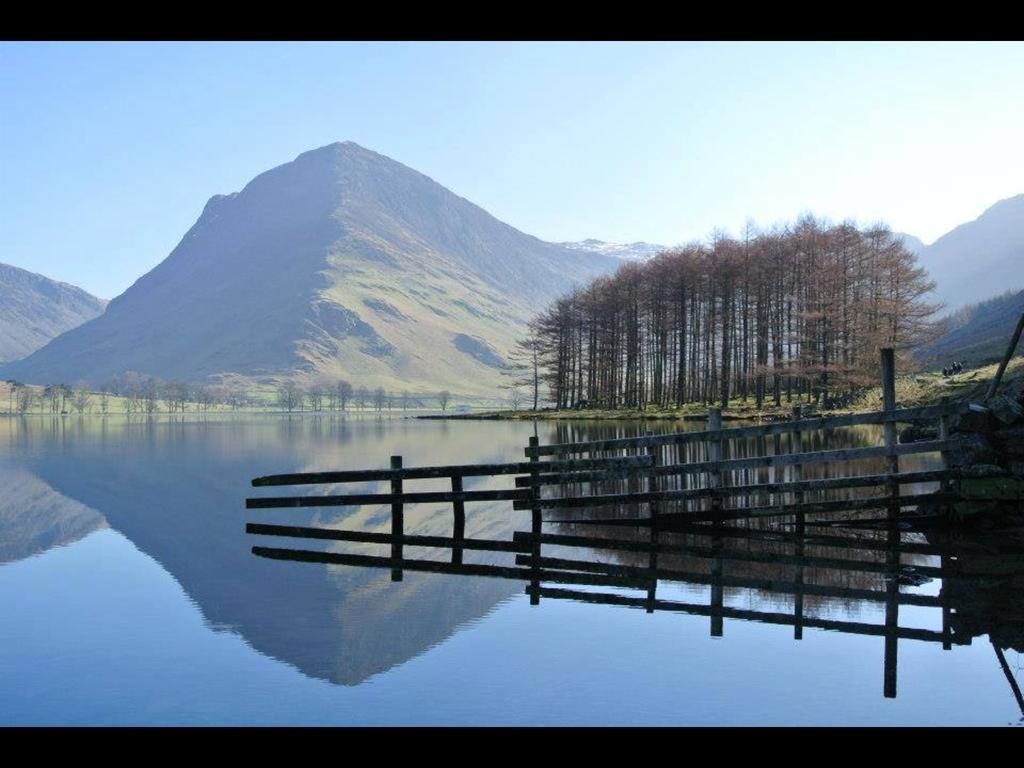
[646,528,659,614]
[791,405,805,505]
[390,455,403,581]
[941,553,952,651]
[708,407,723,517]
[938,414,951,496]
[791,405,805,640]
[646,431,660,521]
[528,434,542,605]
[451,474,465,565]
[883,525,900,698]
[984,311,1024,402]
[710,537,724,638]
[881,348,899,524]
[707,406,724,635]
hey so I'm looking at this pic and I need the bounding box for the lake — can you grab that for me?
[1,414,1022,726]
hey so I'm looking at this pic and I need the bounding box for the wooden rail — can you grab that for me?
[506,349,978,523]
[251,456,654,486]
[246,349,984,585]
[244,349,1024,702]
[523,403,961,458]
[246,524,993,699]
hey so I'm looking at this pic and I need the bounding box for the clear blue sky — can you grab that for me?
[2,41,1022,299]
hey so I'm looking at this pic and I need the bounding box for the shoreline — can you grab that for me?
[418,359,1024,423]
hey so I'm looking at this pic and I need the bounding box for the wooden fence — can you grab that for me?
[247,521,983,700]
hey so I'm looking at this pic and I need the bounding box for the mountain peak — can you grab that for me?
[917,191,1024,312]
[0,144,620,392]
[979,192,1024,218]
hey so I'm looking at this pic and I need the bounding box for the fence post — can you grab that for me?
[644,431,660,613]
[710,531,724,637]
[451,474,465,565]
[791,405,804,506]
[883,525,900,698]
[646,528,659,614]
[708,407,723,517]
[984,310,1024,402]
[941,553,952,651]
[645,431,659,521]
[390,455,403,581]
[528,434,542,605]
[880,348,899,523]
[938,414,951,495]
[791,404,805,640]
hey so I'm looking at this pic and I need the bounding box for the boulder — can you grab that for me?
[987,394,1024,425]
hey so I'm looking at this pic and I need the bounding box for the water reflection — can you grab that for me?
[2,414,1023,722]
[1,414,536,685]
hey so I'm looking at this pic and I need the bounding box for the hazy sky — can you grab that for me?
[2,41,1022,299]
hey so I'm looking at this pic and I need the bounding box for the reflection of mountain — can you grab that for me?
[9,415,1024,705]
[10,417,525,685]
[0,464,107,564]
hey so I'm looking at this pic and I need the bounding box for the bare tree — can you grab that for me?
[163,381,189,413]
[119,371,143,415]
[373,387,386,412]
[335,380,353,411]
[307,384,324,412]
[528,218,939,411]
[276,381,302,412]
[17,386,34,413]
[507,385,523,411]
[143,378,160,414]
[354,386,369,411]
[503,329,544,411]
[6,380,18,414]
[438,390,451,412]
[72,381,92,413]
[43,385,60,414]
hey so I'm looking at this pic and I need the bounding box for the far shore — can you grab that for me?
[418,358,1024,423]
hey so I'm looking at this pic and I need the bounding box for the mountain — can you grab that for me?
[915,288,1024,369]
[916,194,1024,312]
[0,263,107,364]
[560,238,666,261]
[894,232,926,256]
[0,143,619,394]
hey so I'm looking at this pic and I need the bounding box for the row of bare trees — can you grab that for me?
[5,374,457,415]
[275,381,452,413]
[515,217,939,410]
[4,374,259,415]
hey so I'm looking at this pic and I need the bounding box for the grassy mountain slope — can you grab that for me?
[0,263,106,363]
[0,143,618,395]
[916,288,1024,369]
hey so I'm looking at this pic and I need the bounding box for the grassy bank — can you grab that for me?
[428,356,1024,422]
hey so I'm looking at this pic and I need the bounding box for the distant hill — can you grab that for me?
[0,143,620,394]
[916,288,1024,369]
[894,232,926,256]
[915,194,1024,312]
[0,263,106,364]
[559,239,666,261]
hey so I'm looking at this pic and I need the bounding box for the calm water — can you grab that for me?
[1,414,1022,726]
